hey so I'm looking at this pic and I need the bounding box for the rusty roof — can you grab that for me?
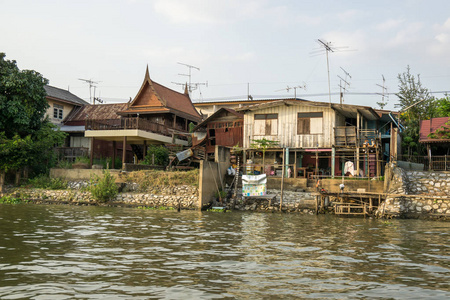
[45,85,89,106]
[64,103,129,124]
[118,67,201,122]
[419,117,450,143]
[193,108,243,131]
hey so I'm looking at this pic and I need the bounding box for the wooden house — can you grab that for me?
[83,67,202,167]
[192,108,243,160]
[44,85,89,126]
[236,99,396,178]
[419,117,450,170]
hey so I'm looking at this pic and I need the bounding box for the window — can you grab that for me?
[254,113,278,135]
[297,112,323,134]
[53,104,63,120]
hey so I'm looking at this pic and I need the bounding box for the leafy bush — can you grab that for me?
[141,145,169,166]
[0,195,22,204]
[57,160,73,169]
[28,175,67,190]
[89,170,118,202]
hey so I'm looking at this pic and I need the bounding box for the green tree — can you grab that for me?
[142,145,169,166]
[435,95,450,117]
[0,53,66,178]
[395,66,436,156]
[251,138,279,171]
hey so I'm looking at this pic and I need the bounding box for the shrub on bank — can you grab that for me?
[89,170,118,203]
[27,175,68,190]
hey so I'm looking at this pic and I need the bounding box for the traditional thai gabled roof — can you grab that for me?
[117,66,201,122]
[420,117,450,143]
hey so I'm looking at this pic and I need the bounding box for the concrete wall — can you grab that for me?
[267,178,307,191]
[397,161,425,171]
[198,146,231,208]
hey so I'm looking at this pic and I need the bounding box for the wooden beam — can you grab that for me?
[90,138,94,168]
[112,141,116,169]
[122,136,127,170]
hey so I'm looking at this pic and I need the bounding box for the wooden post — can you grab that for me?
[122,136,127,170]
[143,140,147,159]
[427,144,432,171]
[315,195,319,215]
[280,148,285,211]
[356,112,360,177]
[112,141,116,169]
[294,150,297,179]
[331,147,335,178]
[0,170,4,193]
[90,138,94,168]
[445,155,447,171]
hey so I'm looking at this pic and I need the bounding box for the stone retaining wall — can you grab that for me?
[378,167,450,220]
[16,184,199,209]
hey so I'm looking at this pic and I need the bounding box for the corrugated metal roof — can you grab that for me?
[193,108,243,131]
[45,85,89,106]
[419,117,450,143]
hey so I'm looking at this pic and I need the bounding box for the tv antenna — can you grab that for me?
[338,67,351,105]
[311,39,350,105]
[376,75,389,109]
[78,78,100,104]
[172,62,208,94]
[275,83,307,99]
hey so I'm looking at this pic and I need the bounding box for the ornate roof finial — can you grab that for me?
[184,82,189,95]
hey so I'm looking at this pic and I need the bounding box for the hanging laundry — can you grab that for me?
[344,161,355,176]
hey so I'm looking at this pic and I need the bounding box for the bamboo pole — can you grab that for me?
[280,148,285,211]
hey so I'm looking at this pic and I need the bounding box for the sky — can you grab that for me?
[1,0,450,110]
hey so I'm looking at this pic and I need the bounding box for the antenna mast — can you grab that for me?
[172,62,207,95]
[275,83,307,99]
[376,75,389,109]
[78,78,99,104]
[338,67,351,105]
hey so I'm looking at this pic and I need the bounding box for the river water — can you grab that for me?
[0,204,449,299]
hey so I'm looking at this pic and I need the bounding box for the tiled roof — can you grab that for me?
[419,117,450,143]
[44,85,89,106]
[64,103,129,125]
[119,67,201,122]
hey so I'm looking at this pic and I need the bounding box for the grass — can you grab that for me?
[125,169,199,191]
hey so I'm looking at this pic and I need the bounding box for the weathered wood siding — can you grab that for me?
[243,105,337,148]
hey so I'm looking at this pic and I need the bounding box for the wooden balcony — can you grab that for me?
[85,117,187,140]
[335,127,380,148]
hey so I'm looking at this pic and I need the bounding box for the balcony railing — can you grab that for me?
[85,117,188,140]
[335,127,380,148]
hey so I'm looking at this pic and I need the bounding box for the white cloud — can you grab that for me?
[375,19,404,31]
[429,18,450,60]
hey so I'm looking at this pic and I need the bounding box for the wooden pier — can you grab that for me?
[315,191,386,216]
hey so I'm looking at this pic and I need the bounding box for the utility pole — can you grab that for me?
[78,78,99,104]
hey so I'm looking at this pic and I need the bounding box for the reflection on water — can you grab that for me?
[0,204,449,299]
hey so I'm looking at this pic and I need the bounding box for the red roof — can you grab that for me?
[419,117,450,143]
[118,67,201,122]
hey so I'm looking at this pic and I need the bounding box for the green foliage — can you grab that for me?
[251,138,279,167]
[0,53,49,138]
[141,145,169,166]
[89,170,118,203]
[435,96,450,117]
[0,53,66,176]
[74,156,90,164]
[57,160,73,169]
[28,175,67,190]
[428,120,450,140]
[395,66,436,156]
[214,189,227,199]
[0,195,22,204]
